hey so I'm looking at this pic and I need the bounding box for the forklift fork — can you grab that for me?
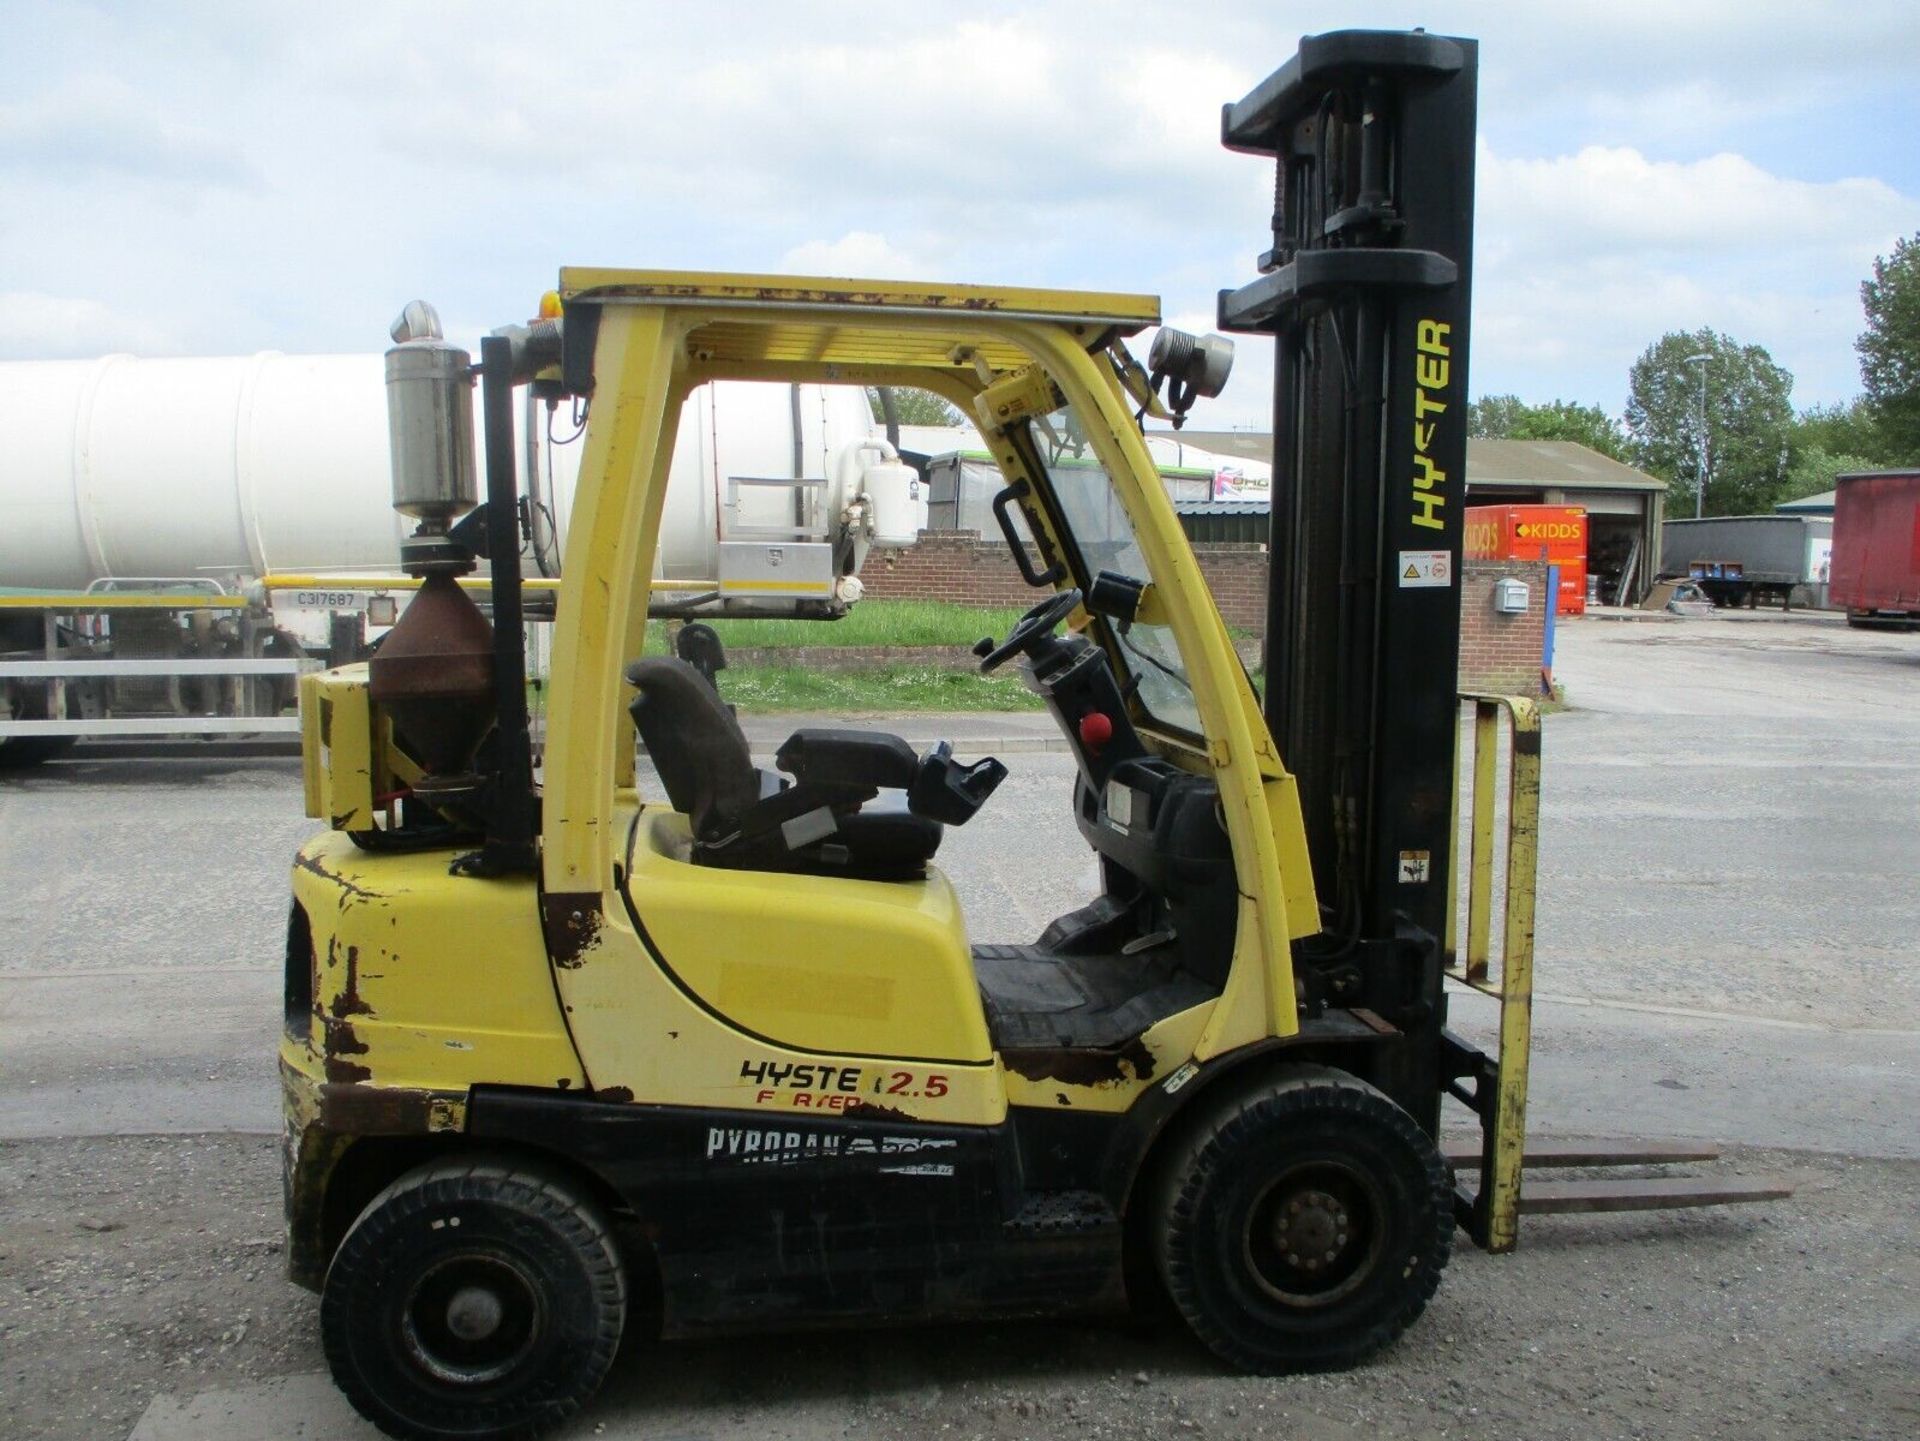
[1442,695,1791,1253]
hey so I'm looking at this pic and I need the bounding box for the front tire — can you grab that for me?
[321,1156,626,1441]
[1154,1065,1451,1374]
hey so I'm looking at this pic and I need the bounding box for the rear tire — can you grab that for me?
[0,734,77,769]
[1153,1065,1451,1374]
[0,680,77,769]
[321,1156,626,1441]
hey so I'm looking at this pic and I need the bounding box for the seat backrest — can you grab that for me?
[624,656,760,839]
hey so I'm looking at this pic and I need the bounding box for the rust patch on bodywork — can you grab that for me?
[285,1079,464,1290]
[321,1012,372,1084]
[317,934,376,1083]
[600,281,1010,311]
[295,849,388,905]
[1002,1036,1157,1086]
[328,940,376,1017]
[844,1101,913,1122]
[316,950,373,1086]
[283,1124,351,1292]
[542,891,603,968]
[317,1082,432,1133]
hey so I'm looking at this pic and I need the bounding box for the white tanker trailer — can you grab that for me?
[0,341,926,764]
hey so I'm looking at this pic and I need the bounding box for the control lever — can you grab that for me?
[907,741,1008,825]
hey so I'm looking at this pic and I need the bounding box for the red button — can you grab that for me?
[1078,712,1114,749]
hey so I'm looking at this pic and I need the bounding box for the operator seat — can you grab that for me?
[624,656,1006,881]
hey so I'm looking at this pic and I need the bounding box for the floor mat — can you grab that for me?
[972,943,1216,1052]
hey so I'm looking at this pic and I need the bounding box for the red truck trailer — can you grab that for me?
[1831,470,1920,628]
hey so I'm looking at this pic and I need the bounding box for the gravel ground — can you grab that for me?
[1,1134,1914,1441]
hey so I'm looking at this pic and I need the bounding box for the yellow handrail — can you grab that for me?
[1446,693,1541,1253]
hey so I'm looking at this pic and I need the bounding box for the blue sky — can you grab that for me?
[4,1,1917,429]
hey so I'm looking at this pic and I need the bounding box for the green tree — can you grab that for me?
[1858,232,1920,460]
[1471,394,1627,460]
[1784,397,1890,503]
[1782,445,1879,503]
[1790,397,1886,464]
[1469,394,1527,438]
[866,387,962,428]
[1625,329,1794,516]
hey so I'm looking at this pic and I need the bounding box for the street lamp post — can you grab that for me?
[1684,352,1711,518]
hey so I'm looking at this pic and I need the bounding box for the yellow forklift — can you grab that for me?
[282,32,1782,1440]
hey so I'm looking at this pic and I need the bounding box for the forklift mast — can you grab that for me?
[1220,32,1477,1135]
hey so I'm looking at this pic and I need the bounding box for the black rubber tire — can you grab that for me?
[1153,1064,1451,1374]
[1,672,78,769]
[321,1156,626,1441]
[0,734,77,769]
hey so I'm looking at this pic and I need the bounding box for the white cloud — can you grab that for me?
[0,292,174,358]
[1480,145,1916,265]
[778,232,929,280]
[1472,142,1920,408]
[1,0,1915,418]
[0,73,258,188]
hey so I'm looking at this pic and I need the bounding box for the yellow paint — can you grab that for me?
[298,667,380,829]
[1410,317,1453,532]
[627,812,990,1061]
[538,279,1319,1100]
[991,320,1313,1050]
[290,269,1343,1157]
[718,578,835,594]
[286,828,585,1095]
[973,364,1064,432]
[261,573,693,597]
[559,268,1160,327]
[1445,694,1541,1253]
[542,305,685,895]
[1001,1002,1215,1113]
[0,592,249,611]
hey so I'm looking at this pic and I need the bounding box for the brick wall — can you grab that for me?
[1187,544,1268,630]
[1458,558,1551,695]
[859,532,1043,610]
[860,531,1270,629]
[859,534,1549,694]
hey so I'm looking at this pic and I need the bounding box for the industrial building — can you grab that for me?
[1157,435,1670,604]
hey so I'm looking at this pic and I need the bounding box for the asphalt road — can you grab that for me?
[1,607,1915,1438]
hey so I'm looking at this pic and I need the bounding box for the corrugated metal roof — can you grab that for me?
[1774,489,1835,514]
[1148,430,1272,465]
[1155,433,1669,494]
[1457,439,1668,492]
[1174,499,1272,516]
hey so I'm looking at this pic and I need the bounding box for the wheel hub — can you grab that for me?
[444,1284,506,1341]
[1272,1188,1352,1270]
[400,1251,543,1386]
[1243,1160,1386,1308]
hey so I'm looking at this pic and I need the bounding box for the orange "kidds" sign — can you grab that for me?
[1465,504,1589,615]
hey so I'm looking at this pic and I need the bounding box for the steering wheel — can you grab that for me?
[976,588,1083,674]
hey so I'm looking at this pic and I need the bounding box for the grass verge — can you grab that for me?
[719,663,1045,713]
[650,600,1030,653]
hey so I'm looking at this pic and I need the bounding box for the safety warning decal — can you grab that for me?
[1398,550,1452,588]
